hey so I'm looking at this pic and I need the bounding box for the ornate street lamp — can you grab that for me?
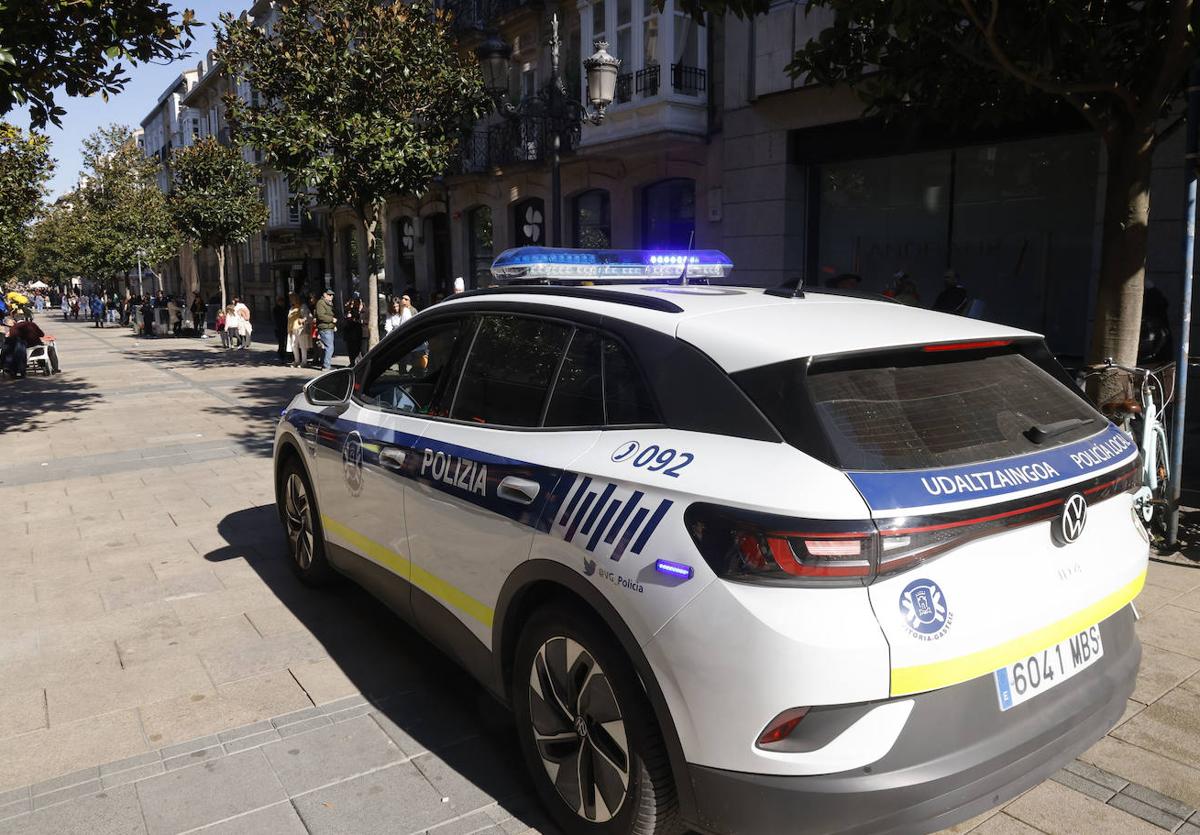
[475,16,620,245]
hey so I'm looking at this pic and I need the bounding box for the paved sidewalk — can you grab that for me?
[2,316,1200,834]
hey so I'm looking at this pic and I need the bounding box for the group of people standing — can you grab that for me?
[274,291,419,371]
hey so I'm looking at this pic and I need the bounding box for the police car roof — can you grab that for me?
[440,284,1034,374]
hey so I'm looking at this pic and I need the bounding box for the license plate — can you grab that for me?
[993,624,1104,711]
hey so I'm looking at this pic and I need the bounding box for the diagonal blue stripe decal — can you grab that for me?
[631,499,673,555]
[566,492,596,542]
[587,499,622,552]
[559,476,592,526]
[580,484,616,537]
[605,490,643,545]
[612,507,648,562]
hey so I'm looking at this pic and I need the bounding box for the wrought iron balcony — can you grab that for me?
[615,73,632,104]
[453,111,582,174]
[441,0,538,32]
[635,64,660,97]
[671,63,706,96]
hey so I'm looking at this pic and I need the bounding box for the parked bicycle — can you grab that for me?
[1083,358,1174,540]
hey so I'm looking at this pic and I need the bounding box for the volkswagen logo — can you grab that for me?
[1053,493,1088,546]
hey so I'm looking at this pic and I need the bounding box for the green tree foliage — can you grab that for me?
[672,0,1196,367]
[73,125,178,292]
[169,137,268,309]
[0,122,52,280]
[23,197,82,285]
[0,0,196,128]
[217,0,488,346]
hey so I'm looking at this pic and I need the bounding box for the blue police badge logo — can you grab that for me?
[342,431,364,496]
[899,578,953,640]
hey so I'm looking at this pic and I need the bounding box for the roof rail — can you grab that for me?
[450,284,685,313]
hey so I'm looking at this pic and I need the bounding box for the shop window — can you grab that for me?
[513,198,545,246]
[467,206,494,289]
[641,178,695,248]
[573,190,611,248]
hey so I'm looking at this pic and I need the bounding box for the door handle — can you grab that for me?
[379,447,406,470]
[498,476,540,505]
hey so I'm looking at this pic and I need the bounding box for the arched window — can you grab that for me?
[572,190,611,248]
[641,178,695,248]
[513,198,545,246]
[467,206,494,288]
[392,215,416,289]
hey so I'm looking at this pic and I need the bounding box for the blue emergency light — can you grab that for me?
[490,246,734,282]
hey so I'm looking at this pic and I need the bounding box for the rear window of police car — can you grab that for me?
[735,349,1104,471]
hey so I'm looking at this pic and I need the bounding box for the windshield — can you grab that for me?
[735,348,1105,471]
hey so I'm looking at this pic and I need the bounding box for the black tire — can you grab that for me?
[278,456,336,585]
[512,604,680,835]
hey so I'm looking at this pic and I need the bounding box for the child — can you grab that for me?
[224,305,242,350]
[216,307,228,349]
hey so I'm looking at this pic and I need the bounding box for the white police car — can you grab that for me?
[273,247,1146,835]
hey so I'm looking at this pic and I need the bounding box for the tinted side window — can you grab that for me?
[545,329,604,427]
[360,319,469,415]
[604,339,658,425]
[451,316,571,426]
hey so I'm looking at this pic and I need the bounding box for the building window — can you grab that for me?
[393,215,416,289]
[467,206,493,289]
[513,198,545,246]
[572,190,611,248]
[641,178,695,248]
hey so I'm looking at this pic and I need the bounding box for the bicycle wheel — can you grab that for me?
[1151,424,1172,538]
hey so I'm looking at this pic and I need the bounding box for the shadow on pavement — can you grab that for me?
[207,505,555,832]
[198,375,309,457]
[0,375,104,433]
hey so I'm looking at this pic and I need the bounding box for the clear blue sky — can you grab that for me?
[12,0,239,199]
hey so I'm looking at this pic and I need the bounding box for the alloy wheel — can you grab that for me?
[528,636,630,823]
[284,472,314,570]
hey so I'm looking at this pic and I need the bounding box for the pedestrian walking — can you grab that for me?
[60,295,69,320]
[167,297,181,336]
[190,292,205,336]
[342,291,364,366]
[216,307,228,348]
[384,297,403,335]
[70,296,79,320]
[272,296,288,363]
[315,288,337,370]
[141,295,155,337]
[90,295,105,328]
[224,305,242,350]
[233,297,252,350]
[286,293,313,367]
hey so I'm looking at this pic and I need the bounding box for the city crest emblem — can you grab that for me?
[899,578,953,640]
[341,430,364,496]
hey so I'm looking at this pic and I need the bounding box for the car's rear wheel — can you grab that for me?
[512,604,679,835]
[279,457,335,585]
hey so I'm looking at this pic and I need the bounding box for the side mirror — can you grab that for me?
[305,368,354,406]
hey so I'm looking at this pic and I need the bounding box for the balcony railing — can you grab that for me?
[615,73,632,104]
[671,63,706,96]
[635,64,660,97]
[454,112,581,174]
[442,0,538,31]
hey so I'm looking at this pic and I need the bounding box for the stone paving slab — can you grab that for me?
[5,316,1200,834]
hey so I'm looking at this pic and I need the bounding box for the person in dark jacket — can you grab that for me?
[140,295,155,337]
[272,296,288,363]
[90,295,105,327]
[315,289,337,370]
[342,291,365,366]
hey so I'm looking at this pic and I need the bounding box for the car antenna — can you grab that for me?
[765,274,806,299]
[677,231,695,287]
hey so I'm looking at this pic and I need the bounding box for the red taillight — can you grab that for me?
[922,339,1012,352]
[757,707,810,746]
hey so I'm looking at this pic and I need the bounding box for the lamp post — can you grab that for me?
[135,248,146,297]
[475,16,620,246]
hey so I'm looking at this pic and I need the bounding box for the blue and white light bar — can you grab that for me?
[490,246,733,283]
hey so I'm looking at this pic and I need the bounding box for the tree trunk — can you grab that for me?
[363,201,382,348]
[216,244,228,312]
[1089,127,1154,374]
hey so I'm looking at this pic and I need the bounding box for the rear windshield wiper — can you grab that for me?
[1024,417,1093,444]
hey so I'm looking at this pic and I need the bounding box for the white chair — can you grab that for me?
[25,344,52,376]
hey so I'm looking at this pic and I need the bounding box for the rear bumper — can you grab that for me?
[686,605,1139,835]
